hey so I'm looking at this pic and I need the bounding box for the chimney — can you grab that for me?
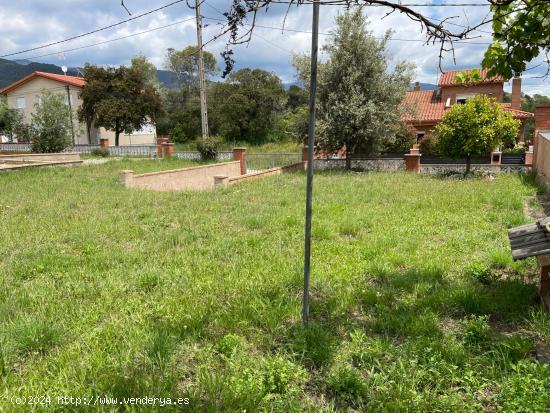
[535,106,550,132]
[511,77,522,109]
[414,81,421,92]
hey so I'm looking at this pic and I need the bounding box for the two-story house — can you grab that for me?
[0,71,156,146]
[403,68,533,143]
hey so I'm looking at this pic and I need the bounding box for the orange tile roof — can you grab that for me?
[403,90,533,123]
[402,90,444,123]
[501,103,534,119]
[0,71,86,94]
[438,68,504,87]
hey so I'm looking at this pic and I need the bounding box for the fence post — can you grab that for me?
[525,145,534,167]
[157,137,168,158]
[163,142,174,158]
[302,146,309,162]
[100,138,110,148]
[233,147,246,175]
[119,170,134,187]
[404,146,421,173]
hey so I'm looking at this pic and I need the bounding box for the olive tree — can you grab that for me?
[436,95,520,174]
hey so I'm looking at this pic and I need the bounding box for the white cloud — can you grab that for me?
[0,0,548,93]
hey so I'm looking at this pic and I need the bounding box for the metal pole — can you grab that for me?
[195,0,209,139]
[66,85,75,145]
[303,1,320,326]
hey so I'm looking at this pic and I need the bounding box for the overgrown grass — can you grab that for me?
[0,161,549,412]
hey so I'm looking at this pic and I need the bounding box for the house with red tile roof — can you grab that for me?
[403,68,533,143]
[0,71,156,146]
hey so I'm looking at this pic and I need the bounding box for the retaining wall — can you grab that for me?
[227,162,305,186]
[119,161,241,192]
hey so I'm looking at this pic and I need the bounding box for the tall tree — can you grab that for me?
[436,95,519,174]
[165,46,218,91]
[131,55,161,90]
[79,65,163,146]
[209,68,286,142]
[0,98,23,142]
[30,91,72,153]
[295,8,413,168]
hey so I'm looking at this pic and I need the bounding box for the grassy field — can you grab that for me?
[0,159,549,412]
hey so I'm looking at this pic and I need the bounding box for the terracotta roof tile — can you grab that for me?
[0,71,86,94]
[501,103,534,119]
[402,90,444,123]
[438,68,504,87]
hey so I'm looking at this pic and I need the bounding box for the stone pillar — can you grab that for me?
[404,146,421,173]
[163,142,174,158]
[233,147,246,175]
[157,137,168,158]
[491,151,502,165]
[119,170,134,187]
[99,138,110,148]
[214,175,229,188]
[302,146,309,162]
[525,145,534,167]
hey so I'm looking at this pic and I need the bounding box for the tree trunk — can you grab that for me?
[465,155,471,176]
[345,154,352,170]
[115,131,120,147]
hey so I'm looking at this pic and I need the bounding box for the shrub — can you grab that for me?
[465,263,494,285]
[196,137,221,161]
[30,91,72,153]
[91,148,110,158]
[419,133,441,156]
[170,123,189,144]
[383,125,416,153]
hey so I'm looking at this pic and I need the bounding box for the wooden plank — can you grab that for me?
[537,255,550,266]
[508,223,540,238]
[510,233,550,248]
[512,243,550,260]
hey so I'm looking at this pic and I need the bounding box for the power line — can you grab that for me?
[17,17,196,61]
[0,0,187,58]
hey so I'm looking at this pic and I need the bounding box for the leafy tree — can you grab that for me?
[165,46,218,91]
[287,85,308,109]
[131,55,161,90]
[483,1,550,78]
[209,68,286,142]
[30,91,72,153]
[521,93,550,142]
[436,95,520,174]
[79,64,163,146]
[0,98,23,141]
[295,8,414,168]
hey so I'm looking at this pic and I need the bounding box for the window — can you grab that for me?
[456,94,474,104]
[16,97,25,109]
[416,131,426,143]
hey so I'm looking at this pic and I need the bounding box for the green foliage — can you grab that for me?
[460,315,491,347]
[165,46,218,90]
[286,84,308,109]
[298,8,413,165]
[78,64,163,146]
[0,98,23,141]
[465,262,494,285]
[209,68,286,143]
[131,54,161,90]
[483,2,550,78]
[522,93,550,141]
[275,107,309,144]
[436,95,520,173]
[383,125,416,153]
[169,123,189,144]
[196,136,220,160]
[419,132,441,156]
[90,147,110,158]
[454,69,482,85]
[30,91,71,153]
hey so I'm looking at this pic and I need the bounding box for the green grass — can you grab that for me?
[0,161,549,412]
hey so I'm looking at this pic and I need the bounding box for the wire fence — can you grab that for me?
[0,143,158,158]
[245,153,302,173]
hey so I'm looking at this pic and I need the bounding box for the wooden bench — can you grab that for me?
[509,218,550,309]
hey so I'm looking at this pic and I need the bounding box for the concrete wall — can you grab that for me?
[0,152,81,162]
[120,161,241,192]
[228,162,305,185]
[440,83,504,105]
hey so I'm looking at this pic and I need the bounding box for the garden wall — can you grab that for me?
[0,152,81,162]
[227,162,305,185]
[119,161,241,192]
[313,158,404,171]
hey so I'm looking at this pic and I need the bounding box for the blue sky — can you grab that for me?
[0,0,548,95]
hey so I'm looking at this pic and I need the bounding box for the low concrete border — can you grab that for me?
[0,160,83,171]
[120,161,242,192]
[228,162,305,185]
[0,152,81,162]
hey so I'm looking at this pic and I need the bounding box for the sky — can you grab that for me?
[0,0,548,95]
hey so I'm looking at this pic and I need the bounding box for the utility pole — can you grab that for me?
[302,1,320,326]
[195,0,209,139]
[65,85,75,145]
